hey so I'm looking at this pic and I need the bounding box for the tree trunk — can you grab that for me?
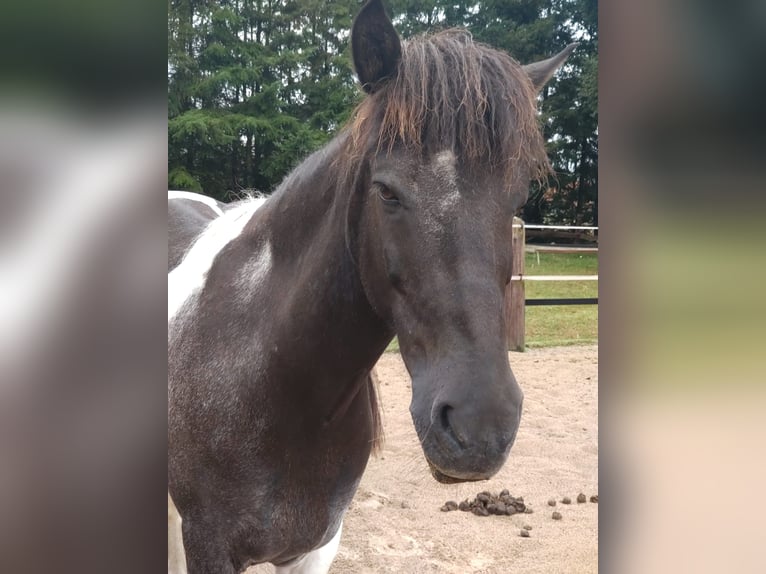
[245,133,252,190]
[575,136,588,224]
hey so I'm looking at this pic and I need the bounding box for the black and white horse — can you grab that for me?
[168,1,574,572]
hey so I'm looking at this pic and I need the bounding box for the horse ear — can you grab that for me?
[523,43,578,91]
[351,0,402,93]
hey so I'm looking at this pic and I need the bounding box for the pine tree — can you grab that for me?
[167,0,598,225]
[168,0,360,200]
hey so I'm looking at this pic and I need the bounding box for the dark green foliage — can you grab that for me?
[168,0,360,200]
[168,0,598,224]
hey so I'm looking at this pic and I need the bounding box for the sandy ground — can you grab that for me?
[249,345,598,574]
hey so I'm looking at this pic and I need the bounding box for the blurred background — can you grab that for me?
[601,0,766,572]
[1,0,765,572]
[0,1,167,573]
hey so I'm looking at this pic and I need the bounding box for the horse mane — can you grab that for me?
[342,29,550,187]
[367,369,384,456]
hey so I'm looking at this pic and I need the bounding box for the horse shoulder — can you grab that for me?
[168,191,225,272]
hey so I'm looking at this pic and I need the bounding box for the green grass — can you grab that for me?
[385,252,598,352]
[524,252,598,348]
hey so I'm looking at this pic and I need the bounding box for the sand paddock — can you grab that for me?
[248,345,598,574]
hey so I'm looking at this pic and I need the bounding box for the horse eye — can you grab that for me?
[377,185,400,205]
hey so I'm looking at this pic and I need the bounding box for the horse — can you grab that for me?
[168,1,575,572]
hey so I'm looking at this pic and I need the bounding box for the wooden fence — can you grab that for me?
[503,217,598,351]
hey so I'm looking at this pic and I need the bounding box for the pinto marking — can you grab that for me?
[168,197,268,323]
[274,522,343,574]
[168,190,225,217]
[167,493,188,574]
[233,241,273,306]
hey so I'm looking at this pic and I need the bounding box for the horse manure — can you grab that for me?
[519,529,530,538]
[577,493,587,503]
[523,524,533,531]
[552,511,562,520]
[561,497,572,504]
[590,494,598,503]
[444,489,528,517]
[440,501,458,512]
[548,498,557,507]
[472,506,489,517]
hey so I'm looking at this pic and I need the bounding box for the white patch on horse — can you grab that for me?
[274,521,343,574]
[233,240,272,305]
[419,149,461,238]
[168,190,225,217]
[168,493,188,574]
[168,197,267,322]
[433,149,456,171]
[431,149,460,215]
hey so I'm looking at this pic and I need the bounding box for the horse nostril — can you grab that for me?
[439,404,452,430]
[438,404,465,449]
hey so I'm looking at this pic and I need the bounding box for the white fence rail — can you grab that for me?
[503,218,598,351]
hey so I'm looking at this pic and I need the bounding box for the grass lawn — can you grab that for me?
[524,252,598,348]
[385,251,598,352]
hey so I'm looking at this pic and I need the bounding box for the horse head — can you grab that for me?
[349,0,575,483]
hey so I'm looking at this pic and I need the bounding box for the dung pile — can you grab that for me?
[441,489,531,517]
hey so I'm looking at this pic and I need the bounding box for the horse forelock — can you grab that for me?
[341,29,550,190]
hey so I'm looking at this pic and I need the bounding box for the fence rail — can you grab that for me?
[511,275,598,282]
[525,297,599,306]
[503,217,598,351]
[526,245,598,254]
[514,224,598,231]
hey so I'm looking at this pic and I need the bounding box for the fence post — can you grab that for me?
[505,217,525,351]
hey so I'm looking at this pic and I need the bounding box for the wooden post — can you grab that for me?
[504,217,525,351]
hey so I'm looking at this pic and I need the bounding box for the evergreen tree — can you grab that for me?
[167,0,598,225]
[168,0,360,199]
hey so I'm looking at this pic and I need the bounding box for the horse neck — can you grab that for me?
[260,134,393,378]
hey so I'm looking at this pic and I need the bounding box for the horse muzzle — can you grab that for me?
[413,393,523,483]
